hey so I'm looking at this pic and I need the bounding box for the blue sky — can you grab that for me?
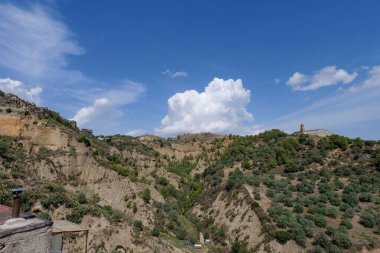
[0,1,380,139]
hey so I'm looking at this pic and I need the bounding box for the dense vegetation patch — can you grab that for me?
[200,131,380,251]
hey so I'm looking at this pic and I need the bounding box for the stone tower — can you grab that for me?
[300,123,305,133]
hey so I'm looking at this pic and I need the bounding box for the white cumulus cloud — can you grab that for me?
[0,78,42,105]
[287,66,357,91]
[71,81,145,132]
[155,77,253,135]
[71,98,111,126]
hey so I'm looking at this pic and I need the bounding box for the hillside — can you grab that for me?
[0,91,379,253]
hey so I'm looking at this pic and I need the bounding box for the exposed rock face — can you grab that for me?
[193,191,265,250]
[0,111,69,152]
[192,188,305,253]
[0,113,22,136]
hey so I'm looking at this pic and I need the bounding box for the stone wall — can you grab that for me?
[0,224,52,253]
[304,129,332,138]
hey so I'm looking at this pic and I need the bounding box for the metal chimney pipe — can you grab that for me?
[11,188,25,219]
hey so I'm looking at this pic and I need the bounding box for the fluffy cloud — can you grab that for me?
[0,3,84,81]
[287,66,357,91]
[155,78,253,135]
[71,81,145,131]
[162,69,188,78]
[71,98,111,126]
[0,78,42,104]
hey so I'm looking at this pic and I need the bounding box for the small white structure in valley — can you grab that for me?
[194,243,202,249]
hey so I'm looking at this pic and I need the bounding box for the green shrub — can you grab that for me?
[101,205,124,222]
[360,210,375,228]
[327,244,341,253]
[37,212,52,221]
[226,169,245,191]
[340,218,352,229]
[314,215,327,228]
[293,203,304,214]
[157,177,169,186]
[251,202,259,209]
[38,147,54,159]
[133,220,143,232]
[329,135,349,150]
[242,159,250,170]
[342,192,358,207]
[67,205,101,224]
[214,227,226,243]
[314,245,324,253]
[332,232,352,249]
[358,192,373,202]
[41,192,69,209]
[77,135,91,147]
[266,189,275,198]
[326,226,338,236]
[151,227,160,237]
[334,179,344,190]
[313,232,329,248]
[296,216,314,238]
[167,158,194,177]
[274,231,292,244]
[341,207,354,218]
[231,241,249,253]
[141,189,151,203]
[329,195,342,206]
[175,227,187,240]
[0,189,12,206]
[276,215,289,228]
[77,192,87,204]
[325,207,338,219]
[290,224,307,246]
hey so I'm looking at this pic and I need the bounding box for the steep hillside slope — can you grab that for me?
[193,130,380,252]
[0,93,212,253]
[0,91,379,253]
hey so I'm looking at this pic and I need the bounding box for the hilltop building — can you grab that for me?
[298,123,332,137]
[80,128,93,136]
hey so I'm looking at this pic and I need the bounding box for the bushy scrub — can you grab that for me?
[360,209,375,228]
[133,220,143,232]
[226,169,245,191]
[314,215,327,228]
[275,231,292,244]
[141,189,151,203]
[313,232,329,249]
